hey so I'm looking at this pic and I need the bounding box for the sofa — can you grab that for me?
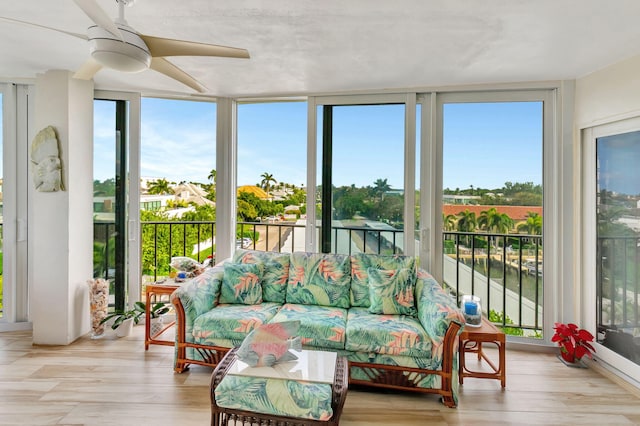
[171,249,465,407]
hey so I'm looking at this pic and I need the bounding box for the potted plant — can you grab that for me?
[100,308,139,338]
[133,301,170,336]
[552,322,596,365]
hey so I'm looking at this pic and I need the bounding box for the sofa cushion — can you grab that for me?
[350,253,417,308]
[215,375,333,421]
[232,249,290,303]
[367,267,417,316]
[192,302,281,347]
[270,303,347,350]
[219,262,263,305]
[345,307,434,358]
[286,252,351,308]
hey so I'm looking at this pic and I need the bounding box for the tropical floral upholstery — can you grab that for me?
[232,249,290,303]
[172,251,464,407]
[286,252,351,308]
[170,264,224,330]
[350,253,417,308]
[215,375,333,421]
[219,262,264,304]
[192,303,281,347]
[345,307,433,357]
[367,267,417,316]
[415,270,466,348]
[270,303,347,350]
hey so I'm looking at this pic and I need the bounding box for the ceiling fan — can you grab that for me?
[1,0,250,92]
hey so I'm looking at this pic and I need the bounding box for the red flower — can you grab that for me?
[551,322,596,363]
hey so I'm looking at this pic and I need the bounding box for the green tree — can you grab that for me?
[147,178,173,195]
[443,213,457,231]
[373,178,391,201]
[456,209,477,232]
[517,212,543,235]
[478,207,513,234]
[208,169,217,183]
[260,172,277,198]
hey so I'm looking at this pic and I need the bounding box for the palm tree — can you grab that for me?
[442,213,457,231]
[456,209,477,233]
[373,178,391,201]
[517,212,543,235]
[478,207,513,234]
[260,172,277,198]
[147,178,172,195]
[208,169,217,183]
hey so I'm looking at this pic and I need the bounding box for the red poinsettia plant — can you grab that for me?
[552,322,596,363]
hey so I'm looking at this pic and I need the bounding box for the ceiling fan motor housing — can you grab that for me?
[88,23,151,72]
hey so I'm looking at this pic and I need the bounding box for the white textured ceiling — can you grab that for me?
[1,0,640,97]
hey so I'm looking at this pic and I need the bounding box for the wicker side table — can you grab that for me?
[210,347,348,426]
[459,317,506,388]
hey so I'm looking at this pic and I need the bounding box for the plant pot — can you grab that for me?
[150,316,164,337]
[115,317,134,338]
[557,353,587,368]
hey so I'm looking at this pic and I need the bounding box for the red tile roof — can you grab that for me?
[442,205,542,221]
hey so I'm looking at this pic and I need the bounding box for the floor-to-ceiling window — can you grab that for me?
[140,98,216,286]
[93,99,128,311]
[315,101,407,255]
[595,130,640,365]
[0,89,4,318]
[437,92,550,338]
[236,101,307,252]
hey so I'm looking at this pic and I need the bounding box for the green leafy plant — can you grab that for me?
[100,309,138,330]
[552,322,595,363]
[133,301,170,319]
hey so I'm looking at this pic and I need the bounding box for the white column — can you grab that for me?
[31,70,94,344]
[215,98,237,262]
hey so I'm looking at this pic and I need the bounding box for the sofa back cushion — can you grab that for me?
[367,267,417,316]
[286,252,351,308]
[219,262,264,305]
[350,253,417,308]
[232,249,290,303]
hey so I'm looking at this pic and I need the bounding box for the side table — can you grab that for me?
[459,317,506,388]
[144,281,179,350]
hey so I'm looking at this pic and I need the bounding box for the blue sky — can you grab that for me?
[93,98,543,191]
[597,130,640,195]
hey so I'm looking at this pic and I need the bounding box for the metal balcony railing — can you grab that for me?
[443,231,543,335]
[97,220,548,336]
[597,235,640,332]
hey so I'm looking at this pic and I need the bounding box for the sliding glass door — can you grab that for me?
[315,100,409,255]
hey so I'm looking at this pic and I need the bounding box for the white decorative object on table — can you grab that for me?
[461,294,482,327]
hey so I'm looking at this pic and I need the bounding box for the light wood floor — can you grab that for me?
[1,326,639,426]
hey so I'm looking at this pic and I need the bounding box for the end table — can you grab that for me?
[144,280,179,350]
[459,317,506,387]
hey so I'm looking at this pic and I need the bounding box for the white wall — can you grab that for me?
[31,70,94,344]
[575,54,640,128]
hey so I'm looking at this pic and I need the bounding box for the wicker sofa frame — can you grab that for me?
[173,295,462,408]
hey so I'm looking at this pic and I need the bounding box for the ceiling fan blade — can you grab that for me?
[73,58,103,80]
[0,16,88,40]
[141,34,250,59]
[150,57,206,93]
[73,0,123,40]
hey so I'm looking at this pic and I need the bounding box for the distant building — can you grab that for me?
[442,194,482,205]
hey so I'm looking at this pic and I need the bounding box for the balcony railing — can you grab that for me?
[99,220,546,337]
[597,235,640,333]
[443,231,543,336]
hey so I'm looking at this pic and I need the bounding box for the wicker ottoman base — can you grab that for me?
[210,348,348,426]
